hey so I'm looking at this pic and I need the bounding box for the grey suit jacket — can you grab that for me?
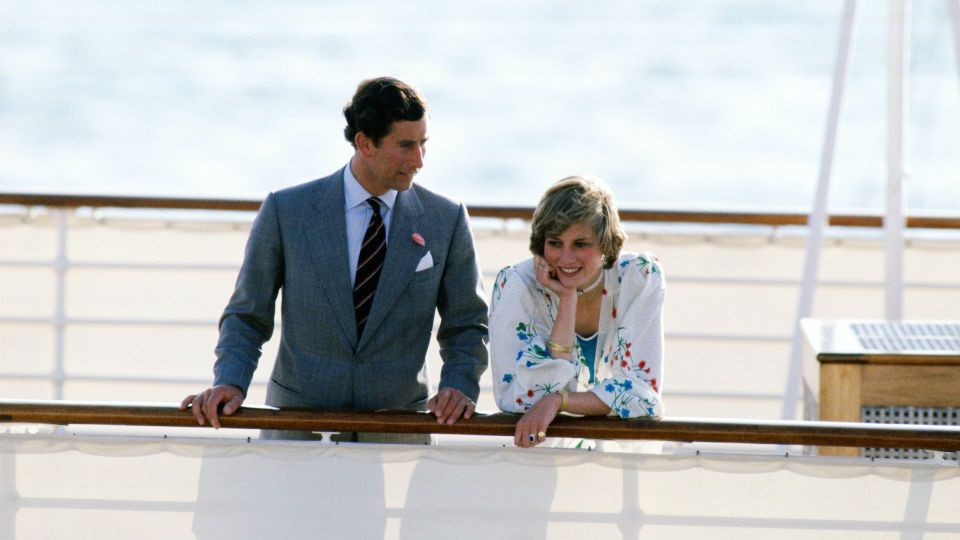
[213,167,489,424]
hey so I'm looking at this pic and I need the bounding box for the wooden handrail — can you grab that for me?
[0,193,264,212]
[2,401,960,451]
[4,193,960,229]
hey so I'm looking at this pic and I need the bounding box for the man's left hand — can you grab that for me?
[428,387,476,425]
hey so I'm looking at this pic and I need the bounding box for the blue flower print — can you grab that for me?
[605,383,615,393]
[619,408,631,418]
[503,374,514,383]
[623,380,633,391]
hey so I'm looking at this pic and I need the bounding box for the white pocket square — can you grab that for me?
[415,251,434,272]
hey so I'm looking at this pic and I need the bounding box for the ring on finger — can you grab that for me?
[537,431,546,439]
[528,434,536,443]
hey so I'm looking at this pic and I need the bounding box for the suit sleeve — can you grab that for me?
[434,203,489,401]
[213,193,285,394]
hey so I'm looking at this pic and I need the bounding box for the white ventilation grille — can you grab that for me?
[851,322,960,352]
[861,406,960,461]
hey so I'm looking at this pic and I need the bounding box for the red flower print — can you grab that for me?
[612,308,617,318]
[650,378,657,388]
[527,389,535,398]
[638,361,646,369]
[516,398,523,405]
[627,342,632,347]
[621,360,628,368]
[545,293,551,301]
[626,351,631,357]
[603,288,608,295]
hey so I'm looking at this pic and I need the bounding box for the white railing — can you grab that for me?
[3,196,960,420]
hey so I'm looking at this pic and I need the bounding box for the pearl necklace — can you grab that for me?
[576,269,604,296]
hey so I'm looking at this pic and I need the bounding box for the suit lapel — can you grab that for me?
[357,187,427,350]
[304,169,359,346]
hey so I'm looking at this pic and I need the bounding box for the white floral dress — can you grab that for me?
[489,252,665,419]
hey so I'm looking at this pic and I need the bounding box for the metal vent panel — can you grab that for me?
[852,322,960,352]
[861,406,960,461]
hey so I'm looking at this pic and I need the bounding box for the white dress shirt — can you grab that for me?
[343,159,398,287]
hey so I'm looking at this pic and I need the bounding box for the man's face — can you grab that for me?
[356,118,429,195]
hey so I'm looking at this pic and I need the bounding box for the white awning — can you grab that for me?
[2,432,958,539]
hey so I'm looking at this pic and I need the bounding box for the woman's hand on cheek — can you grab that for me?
[533,256,571,297]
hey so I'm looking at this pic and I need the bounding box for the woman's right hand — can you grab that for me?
[533,255,578,361]
[533,255,576,300]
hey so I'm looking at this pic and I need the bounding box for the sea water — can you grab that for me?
[2,0,959,213]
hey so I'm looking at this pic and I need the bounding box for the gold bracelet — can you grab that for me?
[556,389,569,412]
[546,340,574,353]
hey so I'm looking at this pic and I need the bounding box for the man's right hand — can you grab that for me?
[180,384,245,429]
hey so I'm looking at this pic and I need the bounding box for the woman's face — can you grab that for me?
[542,221,604,290]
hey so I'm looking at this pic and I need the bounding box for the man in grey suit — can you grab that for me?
[181,77,488,443]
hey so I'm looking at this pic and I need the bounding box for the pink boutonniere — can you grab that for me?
[411,233,426,246]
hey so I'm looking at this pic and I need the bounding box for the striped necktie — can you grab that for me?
[353,197,386,338]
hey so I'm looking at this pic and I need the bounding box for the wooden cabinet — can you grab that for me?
[801,319,960,457]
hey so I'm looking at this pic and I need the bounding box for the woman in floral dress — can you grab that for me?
[490,175,665,448]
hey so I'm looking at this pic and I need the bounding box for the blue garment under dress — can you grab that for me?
[576,332,598,384]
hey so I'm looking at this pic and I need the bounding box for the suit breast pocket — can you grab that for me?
[409,264,441,285]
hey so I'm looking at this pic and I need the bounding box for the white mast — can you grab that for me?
[781,0,859,421]
[886,0,910,321]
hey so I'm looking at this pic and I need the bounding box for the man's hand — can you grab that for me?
[427,387,476,425]
[180,384,245,429]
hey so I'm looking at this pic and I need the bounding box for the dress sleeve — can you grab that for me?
[589,252,666,419]
[489,264,577,413]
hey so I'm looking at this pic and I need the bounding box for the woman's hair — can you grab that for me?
[343,77,428,148]
[529,175,626,269]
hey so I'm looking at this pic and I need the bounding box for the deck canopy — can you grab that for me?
[2,403,960,539]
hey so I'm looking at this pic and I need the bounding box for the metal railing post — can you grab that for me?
[0,440,17,540]
[52,209,69,400]
[948,0,960,98]
[782,0,859,421]
[886,0,910,321]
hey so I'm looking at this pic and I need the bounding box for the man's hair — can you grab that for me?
[529,175,626,269]
[343,77,429,148]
